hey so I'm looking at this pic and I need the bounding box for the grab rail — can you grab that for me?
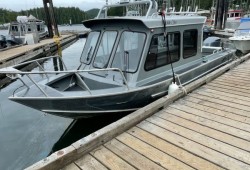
[96,0,153,18]
[0,68,130,97]
[11,55,68,71]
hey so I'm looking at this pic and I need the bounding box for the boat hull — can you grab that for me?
[230,38,250,53]
[10,83,168,119]
[9,49,233,119]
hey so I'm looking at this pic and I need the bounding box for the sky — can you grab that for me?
[0,0,118,11]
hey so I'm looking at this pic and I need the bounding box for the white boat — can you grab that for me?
[229,21,250,54]
[7,15,48,44]
[0,0,234,119]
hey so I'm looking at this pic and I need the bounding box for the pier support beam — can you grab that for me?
[214,0,229,30]
[43,0,60,37]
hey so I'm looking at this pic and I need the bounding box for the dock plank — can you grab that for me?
[199,87,250,102]
[184,95,250,118]
[116,133,194,170]
[205,84,250,99]
[104,139,165,170]
[155,110,250,152]
[206,83,250,97]
[127,127,223,170]
[74,154,108,170]
[177,98,250,124]
[193,90,250,108]
[220,73,250,81]
[214,76,250,86]
[138,121,249,170]
[0,38,54,62]
[210,80,250,91]
[90,146,136,170]
[189,93,250,113]
[164,107,250,141]
[146,116,250,165]
[62,163,80,170]
[170,102,250,132]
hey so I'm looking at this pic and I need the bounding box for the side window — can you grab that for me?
[145,32,180,71]
[37,25,41,31]
[183,29,197,58]
[12,26,18,32]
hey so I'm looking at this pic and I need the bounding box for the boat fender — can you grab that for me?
[168,82,179,95]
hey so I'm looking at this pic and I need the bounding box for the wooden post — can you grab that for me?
[48,0,60,37]
[43,0,53,37]
[42,0,60,37]
[222,0,229,29]
[214,0,224,30]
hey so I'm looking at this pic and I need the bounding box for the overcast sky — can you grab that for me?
[0,0,119,11]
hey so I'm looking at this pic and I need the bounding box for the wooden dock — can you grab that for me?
[27,54,250,170]
[214,30,234,38]
[0,34,78,69]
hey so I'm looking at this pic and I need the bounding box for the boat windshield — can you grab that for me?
[80,31,100,64]
[112,31,146,73]
[93,31,117,68]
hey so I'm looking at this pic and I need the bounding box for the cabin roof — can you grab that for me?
[83,15,206,29]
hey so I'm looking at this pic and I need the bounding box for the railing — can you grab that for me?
[96,0,155,18]
[0,67,130,97]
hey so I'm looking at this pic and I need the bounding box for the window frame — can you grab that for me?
[80,31,101,65]
[93,30,118,69]
[111,30,147,73]
[144,32,181,71]
[183,29,198,59]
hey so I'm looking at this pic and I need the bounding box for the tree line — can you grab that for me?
[0,7,96,25]
[1,0,248,25]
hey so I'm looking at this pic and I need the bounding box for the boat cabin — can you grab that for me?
[227,9,243,20]
[8,15,47,38]
[80,0,205,87]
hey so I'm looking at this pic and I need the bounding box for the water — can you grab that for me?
[0,38,127,170]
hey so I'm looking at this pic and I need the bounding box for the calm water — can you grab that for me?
[0,37,127,170]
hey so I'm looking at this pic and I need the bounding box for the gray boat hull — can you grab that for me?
[10,49,233,119]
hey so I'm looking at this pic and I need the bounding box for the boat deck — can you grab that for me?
[27,54,250,170]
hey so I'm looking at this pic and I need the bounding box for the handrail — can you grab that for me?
[97,0,153,18]
[35,61,50,80]
[10,55,67,70]
[0,68,130,97]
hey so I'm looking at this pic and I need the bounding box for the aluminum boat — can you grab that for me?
[0,0,234,119]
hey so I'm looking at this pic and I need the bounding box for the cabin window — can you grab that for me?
[112,31,146,73]
[93,31,117,68]
[183,29,197,58]
[235,13,239,17]
[11,26,18,32]
[80,31,100,64]
[37,25,41,31]
[28,26,31,32]
[144,32,180,71]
